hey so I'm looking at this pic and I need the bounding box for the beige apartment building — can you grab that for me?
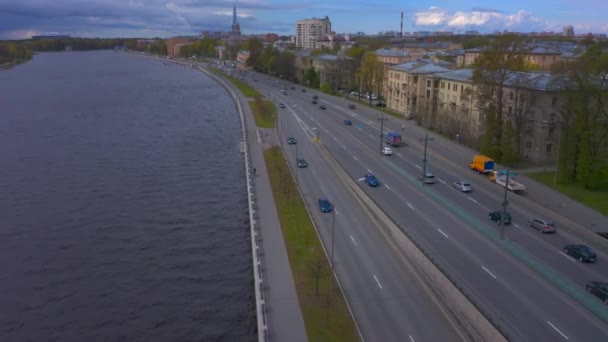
[296,16,331,49]
[464,47,562,70]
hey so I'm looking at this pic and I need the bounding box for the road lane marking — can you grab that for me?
[438,178,446,184]
[335,209,339,215]
[350,235,357,246]
[373,274,383,289]
[384,184,391,190]
[513,223,520,228]
[333,136,337,141]
[559,251,577,262]
[324,129,329,133]
[406,202,415,210]
[547,321,569,340]
[415,164,422,170]
[367,169,373,174]
[397,153,403,157]
[481,266,497,279]
[409,336,415,342]
[437,229,449,238]
[467,197,479,205]
[341,145,346,149]
[353,156,359,161]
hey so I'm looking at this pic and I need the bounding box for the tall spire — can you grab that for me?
[233,4,237,25]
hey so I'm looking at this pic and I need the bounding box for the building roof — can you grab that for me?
[431,69,474,82]
[391,59,451,74]
[375,48,416,57]
[312,54,353,61]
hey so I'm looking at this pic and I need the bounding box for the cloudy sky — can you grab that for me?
[1,0,607,40]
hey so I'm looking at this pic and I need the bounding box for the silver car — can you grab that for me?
[421,172,436,184]
[453,181,473,192]
[528,218,556,233]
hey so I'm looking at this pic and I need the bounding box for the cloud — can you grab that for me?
[414,7,547,32]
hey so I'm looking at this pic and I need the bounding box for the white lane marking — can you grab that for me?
[312,170,317,176]
[437,229,449,238]
[324,129,329,133]
[547,321,569,340]
[367,169,373,173]
[292,104,296,107]
[406,202,415,210]
[384,184,391,190]
[559,251,577,263]
[438,178,446,184]
[350,235,357,246]
[341,145,346,149]
[333,136,337,141]
[467,197,479,205]
[373,274,383,289]
[335,209,339,215]
[397,153,403,157]
[481,266,497,279]
[353,156,359,161]
[368,134,374,138]
[415,164,422,170]
[409,336,415,342]
[513,223,520,228]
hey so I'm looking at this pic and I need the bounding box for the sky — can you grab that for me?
[1,0,608,40]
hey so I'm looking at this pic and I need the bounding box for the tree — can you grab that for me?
[304,66,320,88]
[472,35,526,162]
[357,54,383,104]
[309,254,329,296]
[245,38,264,70]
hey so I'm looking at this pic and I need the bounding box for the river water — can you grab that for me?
[0,51,254,341]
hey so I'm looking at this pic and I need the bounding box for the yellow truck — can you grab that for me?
[469,155,495,174]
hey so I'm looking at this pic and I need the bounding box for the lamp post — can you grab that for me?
[420,130,434,184]
[529,119,561,186]
[377,113,388,154]
[331,208,336,269]
[498,169,517,240]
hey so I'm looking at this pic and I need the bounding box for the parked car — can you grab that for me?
[348,104,356,109]
[364,173,380,187]
[287,137,297,144]
[312,100,318,104]
[375,102,387,107]
[528,218,556,233]
[297,158,308,168]
[453,181,473,192]
[563,244,597,262]
[344,119,352,125]
[489,210,512,225]
[281,90,287,95]
[382,146,393,155]
[319,105,326,110]
[586,281,608,303]
[421,172,436,184]
[279,103,285,108]
[312,95,319,99]
[318,198,333,212]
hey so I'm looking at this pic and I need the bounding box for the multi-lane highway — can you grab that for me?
[233,67,608,341]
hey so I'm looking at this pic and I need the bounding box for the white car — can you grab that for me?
[382,147,393,155]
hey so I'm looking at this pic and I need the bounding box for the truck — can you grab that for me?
[469,155,494,174]
[386,131,401,146]
[490,171,526,194]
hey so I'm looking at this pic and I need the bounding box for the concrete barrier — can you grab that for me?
[317,144,507,342]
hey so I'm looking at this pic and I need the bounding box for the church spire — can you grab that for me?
[233,4,237,25]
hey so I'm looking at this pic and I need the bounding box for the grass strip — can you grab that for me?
[264,146,359,342]
[210,67,262,98]
[249,99,276,128]
[527,171,608,215]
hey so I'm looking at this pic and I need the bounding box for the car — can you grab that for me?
[348,104,356,109]
[453,181,473,192]
[290,86,295,90]
[344,119,352,125]
[287,137,297,144]
[279,103,286,108]
[375,102,387,107]
[350,91,359,96]
[281,90,288,95]
[297,158,308,168]
[489,210,512,225]
[421,172,436,184]
[319,105,326,110]
[528,218,556,233]
[312,100,318,104]
[364,173,380,187]
[312,95,319,99]
[586,281,608,303]
[382,146,392,155]
[563,244,597,262]
[318,198,333,213]
[301,89,306,92]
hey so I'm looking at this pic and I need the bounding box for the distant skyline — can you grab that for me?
[1,0,608,40]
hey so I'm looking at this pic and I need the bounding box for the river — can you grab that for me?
[0,51,254,341]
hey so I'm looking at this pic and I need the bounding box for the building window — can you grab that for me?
[508,106,513,115]
[550,112,556,122]
[526,141,532,150]
[551,96,558,107]
[441,82,445,89]
[531,95,536,105]
[434,80,439,88]
[447,83,451,90]
[461,85,464,94]
[427,80,431,87]
[509,91,514,100]
[546,144,552,153]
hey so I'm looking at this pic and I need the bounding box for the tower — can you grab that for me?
[231,4,241,36]
[400,12,403,38]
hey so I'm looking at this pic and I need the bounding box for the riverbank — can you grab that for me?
[0,57,32,70]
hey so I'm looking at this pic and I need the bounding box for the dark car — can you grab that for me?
[318,198,333,213]
[279,103,286,108]
[312,100,318,104]
[348,104,356,109]
[297,158,308,168]
[290,86,295,90]
[344,119,352,125]
[312,95,319,99]
[364,173,380,187]
[319,105,326,110]
[301,89,306,92]
[375,102,387,107]
[489,210,512,225]
[564,244,597,262]
[528,218,556,233]
[287,137,297,144]
[281,90,287,95]
[586,281,608,303]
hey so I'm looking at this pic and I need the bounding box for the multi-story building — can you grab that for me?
[311,54,358,90]
[166,37,190,57]
[385,59,453,119]
[463,46,562,70]
[296,16,331,49]
[563,25,575,38]
[375,48,423,66]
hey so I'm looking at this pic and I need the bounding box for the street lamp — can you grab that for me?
[529,119,561,186]
[377,113,388,154]
[331,208,336,269]
[419,130,434,184]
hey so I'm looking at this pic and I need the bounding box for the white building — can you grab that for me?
[296,16,332,49]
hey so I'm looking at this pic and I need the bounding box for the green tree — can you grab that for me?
[304,66,320,88]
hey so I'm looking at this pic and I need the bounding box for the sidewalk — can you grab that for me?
[201,65,308,341]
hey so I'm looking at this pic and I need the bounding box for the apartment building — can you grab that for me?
[166,37,190,57]
[386,59,452,119]
[463,46,562,70]
[296,16,331,49]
